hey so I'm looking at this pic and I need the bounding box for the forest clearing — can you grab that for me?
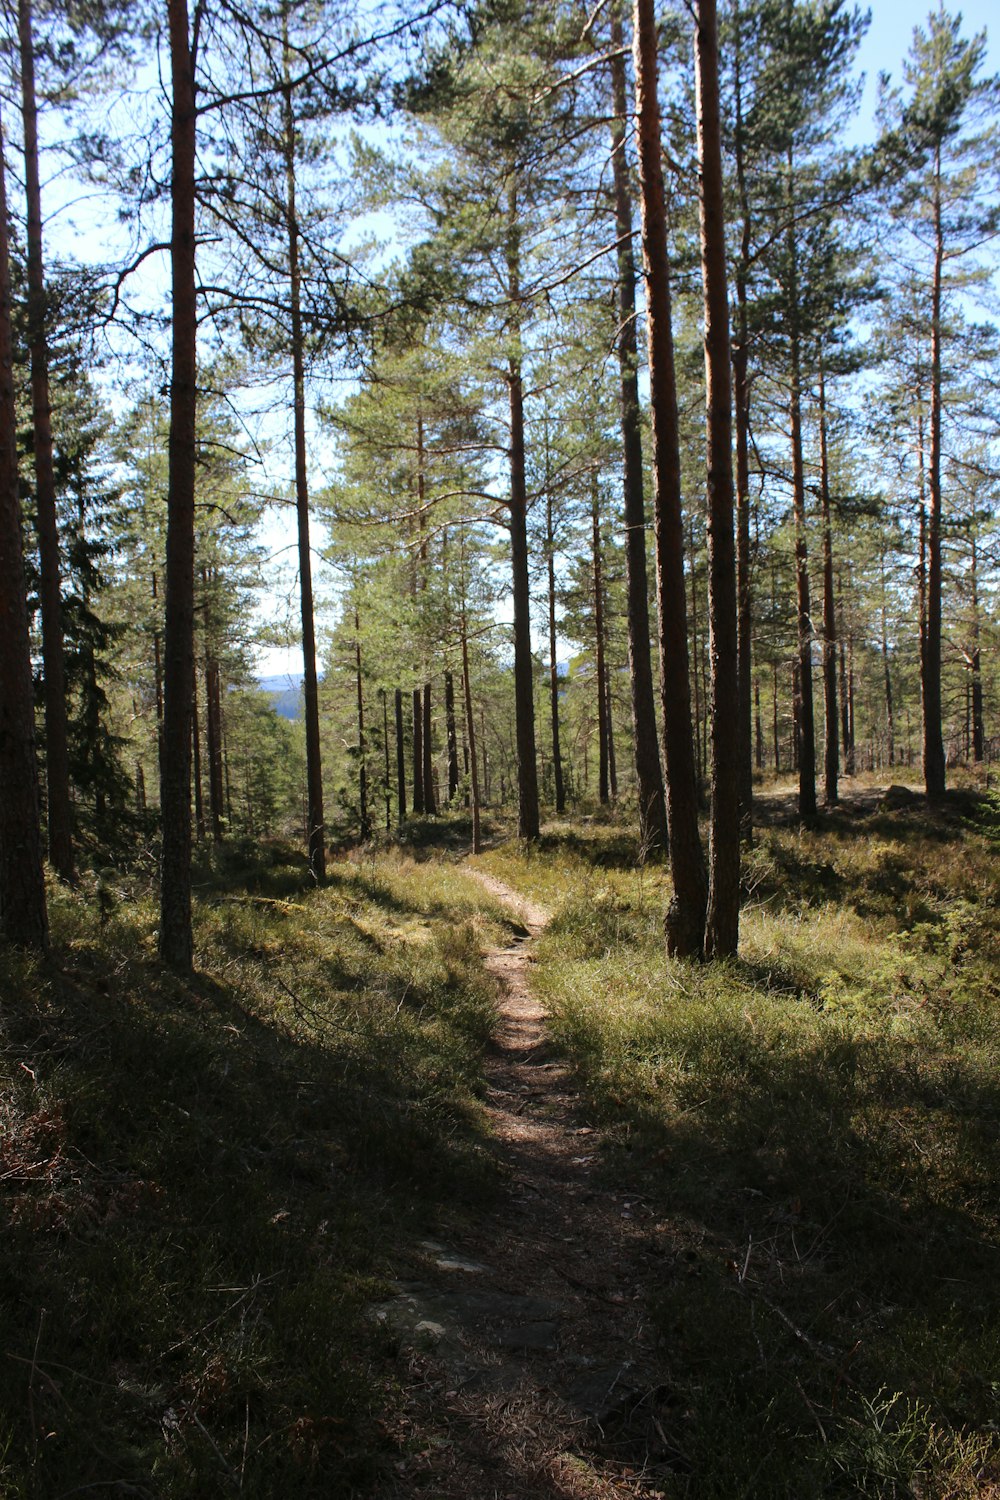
[4,787,1000,1497]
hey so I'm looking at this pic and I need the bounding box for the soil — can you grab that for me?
[375,870,683,1500]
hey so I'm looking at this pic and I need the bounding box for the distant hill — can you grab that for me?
[257,673,304,721]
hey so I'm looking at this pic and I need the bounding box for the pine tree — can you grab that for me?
[879,9,1000,799]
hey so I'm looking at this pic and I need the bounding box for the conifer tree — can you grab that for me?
[879,9,1000,799]
[0,102,48,950]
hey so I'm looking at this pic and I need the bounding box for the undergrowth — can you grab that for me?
[480,799,1000,1498]
[0,843,511,1499]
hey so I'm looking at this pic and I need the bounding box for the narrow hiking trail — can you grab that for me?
[376,870,682,1500]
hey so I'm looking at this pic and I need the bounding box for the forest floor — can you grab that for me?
[4,778,1000,1498]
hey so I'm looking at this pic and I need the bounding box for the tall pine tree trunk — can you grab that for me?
[786,164,816,821]
[411,688,424,813]
[394,688,407,820]
[633,0,707,957]
[695,0,740,958]
[923,159,946,799]
[283,38,325,881]
[507,186,540,840]
[192,656,205,840]
[731,0,754,842]
[355,607,370,841]
[0,105,47,949]
[205,651,225,841]
[159,0,197,972]
[461,612,481,854]
[818,365,839,805]
[546,489,566,813]
[445,670,459,802]
[880,550,895,768]
[609,9,667,852]
[422,682,435,814]
[970,535,984,762]
[18,0,73,883]
[381,689,391,830]
[593,472,610,806]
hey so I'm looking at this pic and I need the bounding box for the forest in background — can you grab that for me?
[0,0,998,952]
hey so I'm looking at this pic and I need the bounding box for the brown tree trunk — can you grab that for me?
[880,550,895,768]
[192,656,205,840]
[546,486,566,814]
[412,688,424,813]
[283,39,325,881]
[731,0,754,842]
[633,0,707,956]
[606,668,618,799]
[786,159,816,820]
[159,0,197,972]
[444,670,459,802]
[422,682,436,815]
[609,9,667,852]
[970,535,984,762]
[18,0,74,883]
[381,689,392,831]
[394,687,407,820]
[695,0,740,958]
[593,471,610,806]
[0,106,48,949]
[507,186,540,840]
[204,652,225,842]
[355,607,370,841]
[461,612,481,855]
[818,364,838,805]
[923,160,946,799]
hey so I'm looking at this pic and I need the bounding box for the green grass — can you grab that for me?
[482,804,1000,1498]
[0,842,513,1499]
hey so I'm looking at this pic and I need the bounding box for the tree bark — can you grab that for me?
[633,0,707,957]
[695,0,740,958]
[192,656,205,840]
[970,534,984,762]
[159,0,197,972]
[18,0,74,883]
[818,364,838,805]
[730,0,754,842]
[880,550,895,768]
[204,651,225,842]
[592,472,610,806]
[444,670,459,801]
[922,155,946,798]
[394,687,407,820]
[507,186,540,840]
[355,607,370,841]
[412,687,424,813]
[609,9,667,852]
[422,682,435,814]
[0,105,48,950]
[461,600,482,854]
[282,34,325,881]
[381,689,391,831]
[545,485,566,814]
[786,155,816,821]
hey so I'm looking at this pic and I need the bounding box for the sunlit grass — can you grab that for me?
[488,802,1000,1498]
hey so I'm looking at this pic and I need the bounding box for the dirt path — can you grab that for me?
[376,872,679,1500]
